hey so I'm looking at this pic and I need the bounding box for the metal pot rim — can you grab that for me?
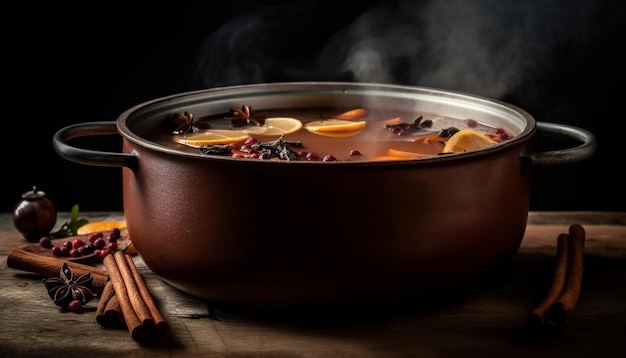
[115,81,536,166]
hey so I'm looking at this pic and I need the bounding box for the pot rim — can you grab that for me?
[116,81,536,167]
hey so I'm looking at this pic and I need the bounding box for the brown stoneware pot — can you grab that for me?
[53,82,596,308]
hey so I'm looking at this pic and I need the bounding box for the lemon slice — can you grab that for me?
[77,221,126,235]
[442,129,498,153]
[305,119,367,137]
[174,129,250,148]
[241,117,303,136]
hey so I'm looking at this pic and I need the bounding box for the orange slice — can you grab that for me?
[335,108,367,120]
[77,221,126,235]
[386,148,432,159]
[442,129,498,153]
[377,117,402,126]
[304,119,367,138]
[241,117,303,136]
[174,129,250,148]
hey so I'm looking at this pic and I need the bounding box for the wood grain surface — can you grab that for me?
[1,212,625,357]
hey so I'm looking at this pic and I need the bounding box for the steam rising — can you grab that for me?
[194,0,596,101]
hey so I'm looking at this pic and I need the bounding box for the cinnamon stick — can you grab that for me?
[528,233,569,327]
[528,224,586,338]
[6,248,109,295]
[545,224,585,329]
[125,254,168,334]
[96,281,125,328]
[103,251,168,344]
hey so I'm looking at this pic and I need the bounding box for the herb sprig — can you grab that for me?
[48,204,89,239]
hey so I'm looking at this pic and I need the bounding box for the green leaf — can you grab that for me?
[48,204,89,239]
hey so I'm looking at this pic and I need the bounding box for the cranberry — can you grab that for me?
[349,149,361,156]
[107,241,118,251]
[391,127,404,135]
[59,246,70,257]
[93,237,107,249]
[87,232,102,243]
[62,241,73,250]
[306,152,320,160]
[464,119,478,127]
[68,299,82,313]
[109,228,121,240]
[96,249,111,260]
[244,137,258,146]
[69,248,81,257]
[323,154,337,162]
[39,236,52,248]
[51,246,63,257]
[72,238,84,249]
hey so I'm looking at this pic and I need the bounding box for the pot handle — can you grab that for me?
[52,121,139,172]
[522,122,597,167]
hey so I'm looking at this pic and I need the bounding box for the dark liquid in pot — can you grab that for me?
[143,106,508,161]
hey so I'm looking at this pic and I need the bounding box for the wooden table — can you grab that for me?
[1,211,625,357]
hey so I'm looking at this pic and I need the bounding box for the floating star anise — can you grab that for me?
[169,111,212,134]
[229,104,267,127]
[385,116,433,135]
[43,263,96,309]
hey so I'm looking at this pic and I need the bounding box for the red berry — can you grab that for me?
[349,149,361,156]
[323,154,337,162]
[51,246,63,257]
[73,238,84,249]
[69,248,81,257]
[107,241,118,251]
[39,237,52,248]
[62,241,73,250]
[87,232,102,243]
[94,237,107,249]
[59,247,70,256]
[464,119,478,128]
[244,137,258,146]
[96,249,111,260]
[68,299,82,313]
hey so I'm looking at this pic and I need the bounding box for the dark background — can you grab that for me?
[3,0,625,214]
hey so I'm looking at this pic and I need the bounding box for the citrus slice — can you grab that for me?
[174,129,250,148]
[386,148,432,159]
[442,129,498,153]
[77,221,126,235]
[241,117,303,136]
[377,117,402,126]
[304,119,367,138]
[336,108,367,120]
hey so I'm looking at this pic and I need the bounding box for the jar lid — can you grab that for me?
[21,186,47,200]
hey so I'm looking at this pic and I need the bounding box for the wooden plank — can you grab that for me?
[1,212,625,357]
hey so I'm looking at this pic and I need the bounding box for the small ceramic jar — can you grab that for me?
[13,186,58,242]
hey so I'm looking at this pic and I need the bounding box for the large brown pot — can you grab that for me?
[53,82,596,308]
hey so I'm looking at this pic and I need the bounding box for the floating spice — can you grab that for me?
[229,104,267,127]
[168,111,213,135]
[385,116,433,135]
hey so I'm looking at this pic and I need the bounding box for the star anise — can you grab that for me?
[229,104,267,127]
[169,111,212,134]
[43,263,96,309]
[385,116,434,135]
